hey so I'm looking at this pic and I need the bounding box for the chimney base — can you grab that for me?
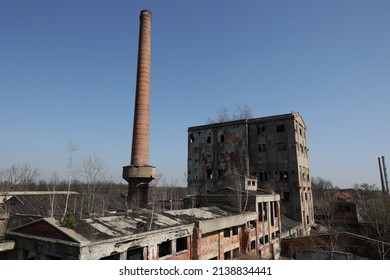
[122,165,155,208]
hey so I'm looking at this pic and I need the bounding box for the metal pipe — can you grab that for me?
[382,156,389,194]
[378,157,386,194]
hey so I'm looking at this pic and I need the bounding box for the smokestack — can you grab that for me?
[378,157,386,194]
[122,10,156,208]
[131,10,152,166]
[382,156,389,194]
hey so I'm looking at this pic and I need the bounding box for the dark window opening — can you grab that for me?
[206,169,213,179]
[251,240,256,250]
[159,240,172,258]
[207,136,211,143]
[176,237,188,252]
[258,144,266,152]
[270,202,275,226]
[264,235,269,244]
[189,134,194,143]
[220,134,225,142]
[232,226,239,235]
[282,192,290,202]
[223,228,231,238]
[257,126,265,134]
[306,215,310,225]
[224,251,231,260]
[127,247,143,260]
[100,253,121,260]
[249,220,256,229]
[276,124,285,132]
[280,171,288,180]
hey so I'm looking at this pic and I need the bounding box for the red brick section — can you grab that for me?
[131,10,152,166]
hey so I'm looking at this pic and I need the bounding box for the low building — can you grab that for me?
[1,189,281,260]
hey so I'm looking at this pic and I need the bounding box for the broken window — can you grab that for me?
[258,143,266,152]
[232,226,239,235]
[207,136,211,143]
[276,124,285,132]
[220,134,225,143]
[279,171,288,180]
[159,240,172,258]
[282,192,290,202]
[224,251,231,260]
[206,169,213,179]
[257,126,265,134]
[189,134,194,143]
[176,237,188,253]
[223,228,231,238]
[251,240,256,250]
[127,247,144,260]
[100,253,121,260]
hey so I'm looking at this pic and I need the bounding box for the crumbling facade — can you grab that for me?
[2,191,281,260]
[187,113,314,234]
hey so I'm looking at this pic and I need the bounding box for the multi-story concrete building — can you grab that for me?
[187,112,314,234]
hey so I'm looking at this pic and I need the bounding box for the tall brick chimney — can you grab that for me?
[123,10,155,208]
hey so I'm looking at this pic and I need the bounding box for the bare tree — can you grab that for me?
[47,172,60,218]
[354,183,390,259]
[233,102,253,120]
[311,177,342,258]
[206,103,253,124]
[81,153,109,216]
[1,164,40,190]
[63,142,78,221]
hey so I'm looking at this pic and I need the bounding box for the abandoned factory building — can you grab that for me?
[187,112,314,235]
[1,189,282,260]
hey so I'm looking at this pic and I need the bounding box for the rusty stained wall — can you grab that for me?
[188,123,250,195]
[247,114,313,230]
[187,114,314,234]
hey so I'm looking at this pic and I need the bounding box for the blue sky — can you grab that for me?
[1,0,389,188]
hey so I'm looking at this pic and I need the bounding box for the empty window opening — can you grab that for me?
[224,251,231,260]
[257,126,265,134]
[220,134,225,143]
[276,124,285,132]
[189,134,194,143]
[159,240,172,258]
[176,237,188,253]
[206,169,213,179]
[282,192,290,202]
[100,253,121,260]
[223,228,231,238]
[280,171,288,180]
[127,247,143,260]
[232,226,239,235]
[251,240,256,250]
[207,136,211,143]
[258,144,266,152]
